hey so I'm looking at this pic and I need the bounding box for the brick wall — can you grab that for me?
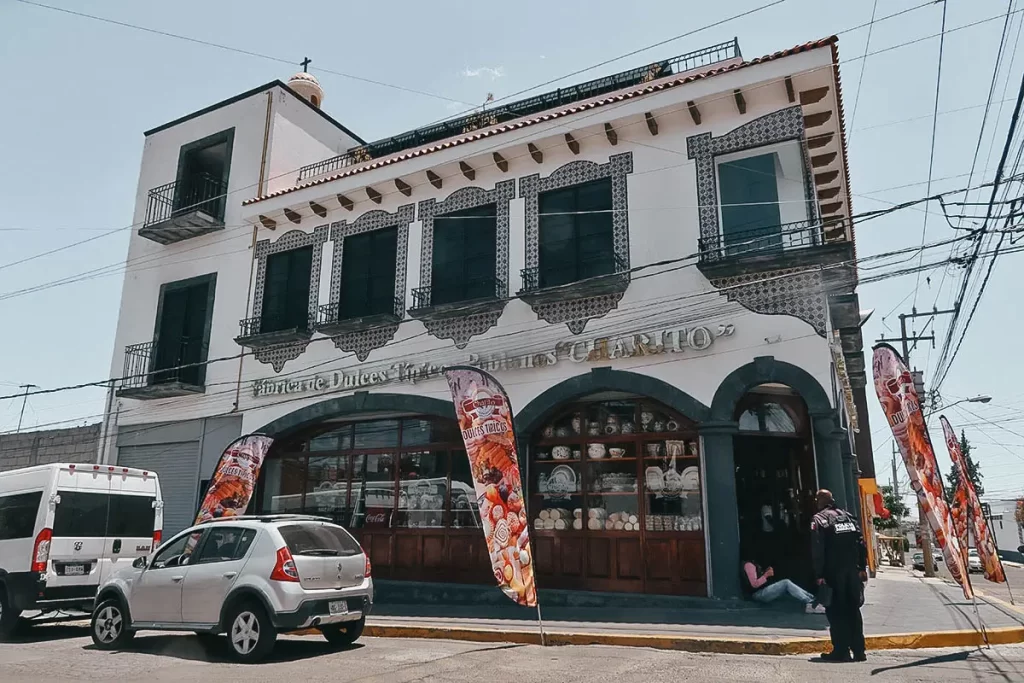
[0,423,101,473]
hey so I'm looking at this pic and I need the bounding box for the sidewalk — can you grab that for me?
[351,566,1024,654]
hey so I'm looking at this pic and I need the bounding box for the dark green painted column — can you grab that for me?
[700,419,741,600]
[841,438,861,519]
[812,414,848,510]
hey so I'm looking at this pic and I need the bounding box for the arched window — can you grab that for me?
[735,393,800,434]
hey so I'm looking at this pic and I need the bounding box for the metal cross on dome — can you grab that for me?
[300,57,312,72]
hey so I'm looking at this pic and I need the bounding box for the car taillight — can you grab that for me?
[152,530,162,548]
[364,553,372,578]
[270,546,300,582]
[32,528,52,573]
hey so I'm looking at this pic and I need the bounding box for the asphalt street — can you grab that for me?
[1,624,1023,682]
[920,559,1024,608]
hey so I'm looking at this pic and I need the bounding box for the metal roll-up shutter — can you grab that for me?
[118,442,199,536]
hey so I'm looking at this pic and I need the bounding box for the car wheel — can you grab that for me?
[226,602,276,663]
[0,588,21,641]
[321,617,365,647]
[90,599,135,650]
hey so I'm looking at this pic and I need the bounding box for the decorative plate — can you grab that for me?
[645,466,665,492]
[549,465,577,492]
[681,466,700,490]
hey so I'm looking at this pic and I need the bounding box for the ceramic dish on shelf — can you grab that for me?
[548,464,577,492]
[663,469,684,495]
[681,466,700,490]
[645,466,665,493]
[609,447,626,458]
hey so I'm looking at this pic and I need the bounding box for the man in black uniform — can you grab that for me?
[811,489,868,662]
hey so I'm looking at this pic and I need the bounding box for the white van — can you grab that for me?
[0,463,162,638]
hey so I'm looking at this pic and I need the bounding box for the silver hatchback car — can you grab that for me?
[89,515,373,663]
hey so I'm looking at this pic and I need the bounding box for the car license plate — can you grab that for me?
[328,600,348,615]
[63,564,86,576]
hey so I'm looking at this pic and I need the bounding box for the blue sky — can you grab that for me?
[1,0,1022,508]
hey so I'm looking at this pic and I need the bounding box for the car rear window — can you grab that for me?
[107,495,156,538]
[53,491,108,537]
[0,491,43,540]
[278,523,361,557]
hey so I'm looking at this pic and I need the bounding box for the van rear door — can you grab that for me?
[102,469,160,585]
[49,468,112,596]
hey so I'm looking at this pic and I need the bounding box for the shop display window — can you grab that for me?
[257,416,474,530]
[531,397,703,535]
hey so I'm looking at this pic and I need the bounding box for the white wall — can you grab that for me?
[108,47,843,438]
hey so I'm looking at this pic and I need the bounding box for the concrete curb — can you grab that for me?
[295,623,1024,656]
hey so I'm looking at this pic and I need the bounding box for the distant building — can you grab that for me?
[983,498,1024,552]
[0,423,101,473]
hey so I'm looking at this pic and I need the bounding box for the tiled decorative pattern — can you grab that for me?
[250,226,330,371]
[415,181,515,347]
[330,323,402,362]
[328,205,414,361]
[532,291,627,335]
[687,107,808,257]
[418,309,505,348]
[518,152,633,333]
[712,267,827,336]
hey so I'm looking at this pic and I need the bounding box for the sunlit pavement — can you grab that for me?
[1,623,1023,682]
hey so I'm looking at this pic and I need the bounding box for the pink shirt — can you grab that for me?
[743,562,768,589]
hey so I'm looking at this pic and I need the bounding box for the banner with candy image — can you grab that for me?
[940,416,1006,584]
[872,344,972,599]
[195,434,275,524]
[443,366,538,609]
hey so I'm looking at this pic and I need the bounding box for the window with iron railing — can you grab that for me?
[338,227,399,319]
[141,274,216,387]
[261,246,313,333]
[538,178,615,288]
[431,204,498,306]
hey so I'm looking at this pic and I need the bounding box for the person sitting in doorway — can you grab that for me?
[741,555,818,612]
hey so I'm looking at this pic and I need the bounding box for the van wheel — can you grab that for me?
[90,599,135,650]
[321,617,365,647]
[0,589,21,641]
[226,602,276,663]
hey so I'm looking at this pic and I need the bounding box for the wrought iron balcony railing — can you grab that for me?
[144,172,225,228]
[317,296,405,328]
[698,219,826,262]
[297,39,740,179]
[520,253,629,294]
[238,313,313,340]
[411,277,508,310]
[120,338,204,392]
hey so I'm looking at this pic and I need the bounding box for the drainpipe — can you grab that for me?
[96,379,115,464]
[234,90,274,412]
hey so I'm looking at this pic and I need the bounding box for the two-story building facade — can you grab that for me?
[103,36,875,600]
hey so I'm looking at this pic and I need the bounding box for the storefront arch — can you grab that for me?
[704,355,851,599]
[516,368,711,436]
[256,391,457,439]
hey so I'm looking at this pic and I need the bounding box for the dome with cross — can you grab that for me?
[288,61,324,109]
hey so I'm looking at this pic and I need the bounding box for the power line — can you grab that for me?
[12,0,473,107]
[845,0,880,142]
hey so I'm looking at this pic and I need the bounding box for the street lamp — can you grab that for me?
[924,395,991,417]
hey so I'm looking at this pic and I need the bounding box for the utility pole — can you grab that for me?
[15,384,38,434]
[877,307,956,577]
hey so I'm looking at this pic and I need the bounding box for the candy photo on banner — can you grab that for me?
[196,434,275,524]
[443,366,537,608]
[872,343,972,598]
[940,416,1006,584]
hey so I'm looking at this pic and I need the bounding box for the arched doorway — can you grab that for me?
[732,386,816,589]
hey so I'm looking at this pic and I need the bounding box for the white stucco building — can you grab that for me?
[102,37,875,599]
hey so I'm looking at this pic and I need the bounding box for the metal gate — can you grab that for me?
[117,442,200,536]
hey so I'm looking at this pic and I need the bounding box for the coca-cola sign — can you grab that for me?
[363,509,390,527]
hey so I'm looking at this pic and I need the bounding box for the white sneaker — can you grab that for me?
[806,603,826,614]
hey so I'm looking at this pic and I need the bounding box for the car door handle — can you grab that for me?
[222,572,237,579]
[171,576,184,583]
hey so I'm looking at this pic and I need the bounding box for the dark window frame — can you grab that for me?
[537,177,615,288]
[0,491,43,541]
[173,128,235,221]
[151,273,217,387]
[262,245,315,332]
[431,203,499,305]
[338,227,399,319]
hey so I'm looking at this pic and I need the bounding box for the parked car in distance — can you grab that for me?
[90,515,372,663]
[912,551,938,573]
[968,548,983,573]
[0,464,162,640]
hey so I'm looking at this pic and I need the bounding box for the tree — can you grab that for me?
[875,484,910,531]
[944,430,984,508]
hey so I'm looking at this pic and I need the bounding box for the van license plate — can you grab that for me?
[63,564,86,576]
[328,600,348,615]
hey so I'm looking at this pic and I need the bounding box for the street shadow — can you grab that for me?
[868,649,972,676]
[82,633,364,664]
[6,622,91,644]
